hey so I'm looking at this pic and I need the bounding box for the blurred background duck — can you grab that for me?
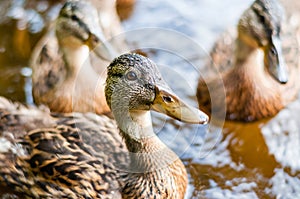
[0,54,208,198]
[31,0,127,115]
[197,0,300,122]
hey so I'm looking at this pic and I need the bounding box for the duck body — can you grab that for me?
[0,54,208,198]
[0,98,124,198]
[197,0,300,122]
[119,133,187,199]
[31,0,127,115]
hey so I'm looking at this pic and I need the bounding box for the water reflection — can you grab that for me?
[188,100,300,198]
[0,0,61,102]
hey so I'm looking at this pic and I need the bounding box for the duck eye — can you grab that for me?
[71,15,79,21]
[125,71,138,81]
[270,47,277,56]
[163,96,174,103]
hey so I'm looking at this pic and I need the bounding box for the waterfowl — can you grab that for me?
[0,53,209,198]
[31,0,123,115]
[197,0,300,122]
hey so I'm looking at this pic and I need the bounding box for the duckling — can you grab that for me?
[31,0,122,115]
[197,0,300,122]
[0,53,209,198]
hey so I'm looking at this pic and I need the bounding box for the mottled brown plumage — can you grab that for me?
[197,0,300,122]
[0,53,208,198]
[0,98,124,198]
[31,0,127,115]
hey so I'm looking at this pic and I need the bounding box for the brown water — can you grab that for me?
[1,0,300,198]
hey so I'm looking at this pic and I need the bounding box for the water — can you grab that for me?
[0,0,300,198]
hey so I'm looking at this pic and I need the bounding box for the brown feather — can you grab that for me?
[197,6,300,122]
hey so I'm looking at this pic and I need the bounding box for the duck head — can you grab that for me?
[55,0,116,61]
[105,53,208,139]
[238,0,288,84]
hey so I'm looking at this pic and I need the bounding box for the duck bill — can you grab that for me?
[267,35,288,84]
[86,30,117,61]
[151,85,209,124]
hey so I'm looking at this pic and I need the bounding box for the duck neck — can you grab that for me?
[61,44,93,76]
[113,110,187,198]
[115,110,154,144]
[234,37,266,77]
[115,110,169,168]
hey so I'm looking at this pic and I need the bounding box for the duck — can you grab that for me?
[0,53,209,198]
[197,0,300,122]
[30,0,126,115]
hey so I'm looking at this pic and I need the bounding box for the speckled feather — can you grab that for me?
[0,98,125,198]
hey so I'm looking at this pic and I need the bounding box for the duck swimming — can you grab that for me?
[0,53,208,198]
[197,0,300,122]
[31,0,123,115]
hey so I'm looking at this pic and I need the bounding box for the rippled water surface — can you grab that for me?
[1,0,300,198]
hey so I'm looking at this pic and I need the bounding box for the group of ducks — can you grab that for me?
[0,0,299,198]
